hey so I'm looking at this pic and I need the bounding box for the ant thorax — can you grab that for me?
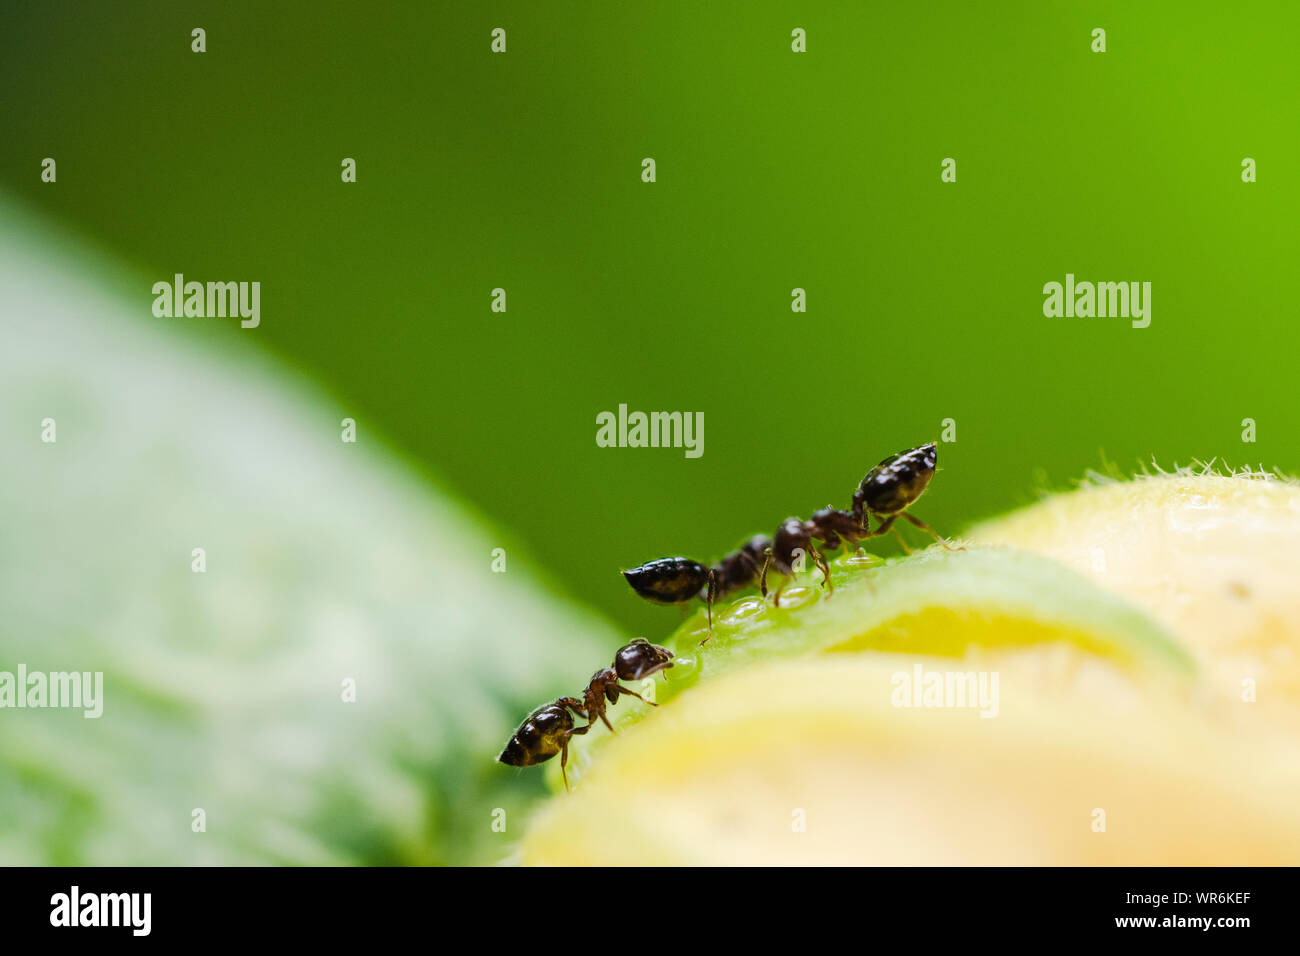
[808,508,862,548]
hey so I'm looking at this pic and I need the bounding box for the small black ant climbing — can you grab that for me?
[759,508,874,606]
[760,443,954,602]
[622,535,771,640]
[624,443,955,626]
[496,639,674,791]
[852,442,955,553]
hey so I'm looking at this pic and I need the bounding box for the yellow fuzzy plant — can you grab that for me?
[520,467,1300,865]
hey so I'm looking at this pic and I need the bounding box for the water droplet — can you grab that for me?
[774,585,819,610]
[720,598,766,627]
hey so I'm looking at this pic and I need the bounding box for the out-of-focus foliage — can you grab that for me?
[0,196,616,864]
[0,1,1296,636]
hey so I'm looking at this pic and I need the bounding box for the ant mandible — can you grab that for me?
[496,639,674,791]
[621,535,771,641]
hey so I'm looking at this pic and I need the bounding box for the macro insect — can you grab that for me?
[496,639,674,791]
[759,507,874,605]
[624,442,955,627]
[851,442,954,552]
[622,535,772,640]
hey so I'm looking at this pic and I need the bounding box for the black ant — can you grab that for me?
[496,639,674,791]
[759,508,873,606]
[622,535,771,641]
[761,443,954,602]
[852,442,955,553]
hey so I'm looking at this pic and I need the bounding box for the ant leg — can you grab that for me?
[759,549,772,597]
[773,571,792,607]
[559,736,572,793]
[597,706,616,733]
[556,696,587,720]
[704,569,717,641]
[869,515,911,553]
[902,512,963,551]
[811,545,833,597]
[613,683,658,707]
[558,722,593,793]
[863,514,896,540]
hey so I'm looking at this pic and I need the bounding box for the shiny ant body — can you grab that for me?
[496,639,674,791]
[621,534,771,640]
[624,442,954,620]
[852,442,950,551]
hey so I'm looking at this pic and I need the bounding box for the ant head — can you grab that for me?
[614,638,675,680]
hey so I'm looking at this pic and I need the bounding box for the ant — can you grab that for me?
[623,444,955,627]
[496,639,674,791]
[761,443,955,603]
[759,508,874,606]
[851,442,955,553]
[622,535,772,641]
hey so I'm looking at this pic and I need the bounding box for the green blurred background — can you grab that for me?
[2,0,1296,638]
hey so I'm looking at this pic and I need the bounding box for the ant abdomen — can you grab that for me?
[853,442,938,521]
[851,443,957,552]
[622,557,712,605]
[496,700,584,769]
[624,535,774,640]
[498,639,675,792]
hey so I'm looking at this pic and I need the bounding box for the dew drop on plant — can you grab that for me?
[773,586,818,610]
[721,598,766,627]
[840,552,886,569]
